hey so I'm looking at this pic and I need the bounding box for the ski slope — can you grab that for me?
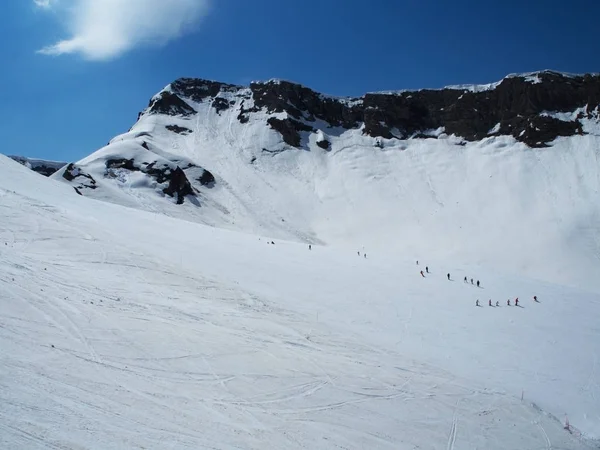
[52,84,600,294]
[2,154,599,449]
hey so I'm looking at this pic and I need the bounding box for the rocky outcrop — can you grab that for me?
[147,91,196,117]
[63,163,97,192]
[197,169,215,187]
[250,81,362,128]
[104,158,201,204]
[170,78,241,103]
[162,167,195,204]
[267,117,314,147]
[316,139,331,150]
[165,125,193,135]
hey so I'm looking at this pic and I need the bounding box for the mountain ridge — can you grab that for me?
[144,70,600,148]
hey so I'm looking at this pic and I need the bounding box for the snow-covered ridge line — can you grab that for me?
[377,70,599,95]
[6,155,68,176]
[155,70,600,105]
[7,155,67,167]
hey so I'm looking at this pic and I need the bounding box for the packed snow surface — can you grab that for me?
[1,153,599,449]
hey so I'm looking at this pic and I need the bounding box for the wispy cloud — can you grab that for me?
[36,0,210,61]
[33,0,53,8]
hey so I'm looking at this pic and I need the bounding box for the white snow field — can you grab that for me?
[51,86,600,294]
[2,153,599,449]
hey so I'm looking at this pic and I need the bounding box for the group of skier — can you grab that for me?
[417,261,481,287]
[476,296,538,307]
[417,260,538,308]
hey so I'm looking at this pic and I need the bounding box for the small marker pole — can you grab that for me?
[521,390,524,401]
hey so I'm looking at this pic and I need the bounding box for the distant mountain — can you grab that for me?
[8,156,66,177]
[51,71,600,290]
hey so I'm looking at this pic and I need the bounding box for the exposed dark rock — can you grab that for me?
[144,162,171,184]
[251,80,362,128]
[165,125,193,135]
[501,115,583,148]
[63,163,97,189]
[104,158,198,204]
[212,97,230,114]
[106,158,138,171]
[316,139,331,150]
[147,91,196,116]
[267,117,314,147]
[197,169,215,187]
[237,100,256,124]
[163,167,195,204]
[170,78,241,103]
[359,71,600,146]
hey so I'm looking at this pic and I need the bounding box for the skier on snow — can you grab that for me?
[476,299,480,306]
[420,270,425,277]
[447,273,451,280]
[471,278,474,285]
[515,298,519,306]
[495,301,499,307]
[464,276,467,283]
[426,266,429,273]
[507,299,511,306]
[489,299,492,306]
[476,280,480,288]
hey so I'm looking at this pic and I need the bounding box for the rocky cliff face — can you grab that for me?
[146,71,600,149]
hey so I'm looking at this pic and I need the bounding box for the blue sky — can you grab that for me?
[1,0,599,161]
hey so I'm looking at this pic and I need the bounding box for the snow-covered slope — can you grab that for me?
[1,153,599,449]
[52,72,600,293]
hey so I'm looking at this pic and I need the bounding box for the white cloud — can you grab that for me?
[36,0,210,61]
[34,0,53,8]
